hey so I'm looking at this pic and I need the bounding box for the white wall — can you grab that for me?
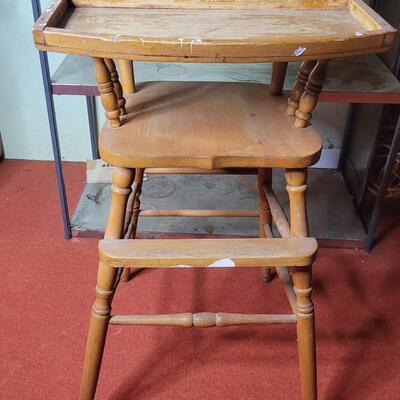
[0,0,94,161]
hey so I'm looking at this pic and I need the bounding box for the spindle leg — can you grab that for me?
[286,169,316,400]
[287,60,317,116]
[270,62,288,96]
[105,58,127,115]
[257,168,275,282]
[80,167,134,400]
[93,58,121,128]
[121,168,145,282]
[117,59,136,94]
[295,60,329,128]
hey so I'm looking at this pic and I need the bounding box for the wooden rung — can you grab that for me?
[263,224,296,314]
[263,184,290,238]
[144,168,256,175]
[109,312,296,327]
[99,238,317,268]
[276,267,296,314]
[139,209,258,218]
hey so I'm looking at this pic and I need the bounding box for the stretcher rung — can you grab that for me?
[109,312,296,327]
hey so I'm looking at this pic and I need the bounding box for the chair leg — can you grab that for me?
[121,168,144,282]
[286,169,317,400]
[292,266,317,400]
[80,167,134,400]
[257,168,276,282]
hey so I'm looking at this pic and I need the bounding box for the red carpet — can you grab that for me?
[0,159,399,399]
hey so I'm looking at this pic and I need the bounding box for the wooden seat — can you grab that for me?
[99,82,322,169]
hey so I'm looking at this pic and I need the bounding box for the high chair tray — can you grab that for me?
[33,0,396,62]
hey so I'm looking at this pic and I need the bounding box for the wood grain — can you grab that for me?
[109,312,296,327]
[33,1,396,62]
[99,237,318,268]
[99,82,322,169]
[72,0,348,9]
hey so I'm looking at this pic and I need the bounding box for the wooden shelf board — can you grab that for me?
[71,169,365,248]
[51,54,400,104]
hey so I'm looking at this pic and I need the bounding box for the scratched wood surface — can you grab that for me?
[72,0,349,9]
[33,0,396,61]
[99,82,322,169]
[99,237,318,267]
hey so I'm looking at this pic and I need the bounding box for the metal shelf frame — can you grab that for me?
[32,0,400,249]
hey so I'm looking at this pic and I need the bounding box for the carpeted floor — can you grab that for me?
[0,159,399,400]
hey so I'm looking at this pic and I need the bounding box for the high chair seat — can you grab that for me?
[99,82,322,169]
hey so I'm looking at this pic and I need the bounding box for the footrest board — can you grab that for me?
[99,238,317,268]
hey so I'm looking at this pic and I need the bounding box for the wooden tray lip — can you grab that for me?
[33,0,397,61]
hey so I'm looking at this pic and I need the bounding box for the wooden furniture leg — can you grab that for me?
[93,57,121,128]
[116,60,136,94]
[121,168,144,282]
[270,62,288,96]
[286,169,317,400]
[80,167,134,400]
[295,60,329,128]
[287,60,317,116]
[105,58,126,115]
[257,168,275,282]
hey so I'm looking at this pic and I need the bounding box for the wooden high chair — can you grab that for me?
[32,1,396,399]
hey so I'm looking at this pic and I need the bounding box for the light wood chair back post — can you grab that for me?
[295,60,330,128]
[287,60,317,116]
[93,57,122,128]
[117,60,136,94]
[104,58,127,115]
[270,62,288,96]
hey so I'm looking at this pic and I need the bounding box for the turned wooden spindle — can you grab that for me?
[104,58,126,115]
[287,60,317,116]
[270,62,288,96]
[295,59,330,128]
[93,57,121,128]
[109,312,296,327]
[285,169,317,400]
[121,168,144,282]
[80,167,134,400]
[257,168,275,282]
[117,59,136,94]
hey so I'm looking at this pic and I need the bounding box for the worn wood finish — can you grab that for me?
[109,312,296,327]
[257,169,275,282]
[104,58,126,115]
[270,62,288,96]
[285,169,317,400]
[121,168,144,282]
[80,167,134,400]
[72,1,348,9]
[287,61,317,116]
[99,82,322,169]
[33,1,396,62]
[295,59,330,128]
[116,59,135,94]
[263,224,296,313]
[263,184,291,239]
[93,57,121,128]
[276,267,297,314]
[99,237,318,268]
